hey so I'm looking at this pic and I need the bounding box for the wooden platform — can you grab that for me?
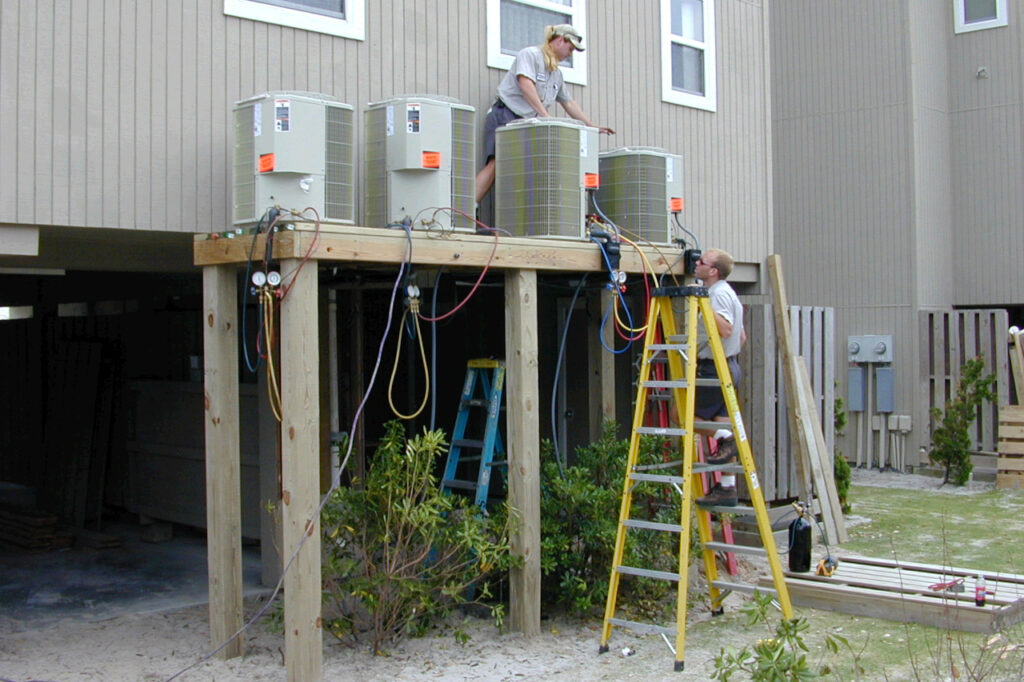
[759,555,1024,633]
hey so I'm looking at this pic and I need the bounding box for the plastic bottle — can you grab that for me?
[975,575,987,607]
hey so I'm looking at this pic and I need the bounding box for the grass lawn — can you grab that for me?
[694,480,1024,680]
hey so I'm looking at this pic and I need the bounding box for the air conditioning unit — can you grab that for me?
[363,95,476,230]
[232,91,355,227]
[595,147,683,244]
[494,118,599,239]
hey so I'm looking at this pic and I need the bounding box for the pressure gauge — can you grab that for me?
[251,271,267,287]
[267,271,282,287]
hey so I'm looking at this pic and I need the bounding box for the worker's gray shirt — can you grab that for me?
[495,46,571,117]
[698,279,744,359]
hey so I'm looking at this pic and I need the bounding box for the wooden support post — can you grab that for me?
[202,265,243,659]
[505,269,541,635]
[279,259,323,681]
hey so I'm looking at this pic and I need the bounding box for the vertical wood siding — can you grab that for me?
[0,0,773,264]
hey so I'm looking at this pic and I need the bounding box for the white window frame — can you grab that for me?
[486,0,588,87]
[660,0,716,112]
[224,0,365,40]
[954,0,1008,33]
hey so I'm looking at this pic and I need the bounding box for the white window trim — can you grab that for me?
[486,0,588,87]
[224,0,365,40]
[660,0,716,112]
[954,0,1008,33]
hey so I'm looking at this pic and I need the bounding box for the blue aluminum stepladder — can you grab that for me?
[441,359,506,509]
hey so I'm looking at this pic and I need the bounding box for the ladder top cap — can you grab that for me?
[467,358,504,368]
[653,285,708,298]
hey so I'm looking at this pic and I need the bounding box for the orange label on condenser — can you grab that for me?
[258,153,275,172]
[421,151,441,168]
[584,173,600,189]
[670,197,684,212]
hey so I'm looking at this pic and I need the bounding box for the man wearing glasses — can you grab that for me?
[692,249,746,507]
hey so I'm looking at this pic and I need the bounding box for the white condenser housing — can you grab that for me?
[232,91,355,227]
[494,118,599,239]
[595,147,683,244]
[363,95,476,230]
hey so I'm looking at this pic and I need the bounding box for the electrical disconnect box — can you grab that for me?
[494,118,600,239]
[363,95,476,230]
[232,91,355,227]
[595,147,684,244]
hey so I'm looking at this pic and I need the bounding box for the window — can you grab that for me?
[660,0,716,111]
[954,0,1008,33]
[224,0,365,40]
[486,0,588,86]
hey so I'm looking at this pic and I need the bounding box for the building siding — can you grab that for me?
[0,0,773,264]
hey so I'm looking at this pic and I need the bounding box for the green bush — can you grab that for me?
[928,357,997,485]
[320,421,517,653]
[833,391,852,514]
[540,421,695,618]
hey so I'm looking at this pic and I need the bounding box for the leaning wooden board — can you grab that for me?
[759,555,1024,633]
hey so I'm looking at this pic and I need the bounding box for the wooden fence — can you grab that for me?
[740,304,834,503]
[919,309,1010,455]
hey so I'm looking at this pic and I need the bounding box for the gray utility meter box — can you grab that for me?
[595,147,684,245]
[363,95,476,231]
[847,334,893,363]
[494,118,600,239]
[232,91,355,227]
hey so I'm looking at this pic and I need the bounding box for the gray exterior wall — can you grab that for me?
[949,10,1024,306]
[771,1,1023,465]
[0,0,774,266]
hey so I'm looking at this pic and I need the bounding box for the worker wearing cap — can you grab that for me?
[475,24,614,202]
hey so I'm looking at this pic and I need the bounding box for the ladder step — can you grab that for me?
[703,541,767,556]
[642,379,689,389]
[693,463,745,474]
[694,421,732,432]
[451,439,484,449]
[616,565,682,582]
[441,479,477,491]
[462,398,489,408]
[697,503,757,515]
[623,519,684,533]
[711,579,777,597]
[629,472,686,485]
[607,617,676,638]
[646,343,689,352]
[635,426,688,437]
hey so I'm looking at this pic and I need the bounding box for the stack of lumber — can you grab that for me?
[761,555,1024,634]
[0,506,73,551]
[997,405,1024,489]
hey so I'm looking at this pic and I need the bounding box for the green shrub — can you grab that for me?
[320,421,516,653]
[929,357,997,485]
[540,421,695,618]
[833,391,852,514]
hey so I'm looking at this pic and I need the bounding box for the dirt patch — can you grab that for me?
[5,470,1001,681]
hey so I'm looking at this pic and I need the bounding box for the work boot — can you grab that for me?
[706,436,737,465]
[696,483,738,508]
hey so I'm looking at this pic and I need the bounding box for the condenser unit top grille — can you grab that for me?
[366,93,475,112]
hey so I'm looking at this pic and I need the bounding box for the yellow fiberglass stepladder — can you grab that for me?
[598,283,793,672]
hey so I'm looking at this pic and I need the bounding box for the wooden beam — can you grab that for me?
[202,265,243,659]
[505,269,541,635]
[193,226,691,275]
[279,258,323,681]
[766,255,813,501]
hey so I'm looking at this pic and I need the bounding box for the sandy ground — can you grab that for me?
[1,469,992,682]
